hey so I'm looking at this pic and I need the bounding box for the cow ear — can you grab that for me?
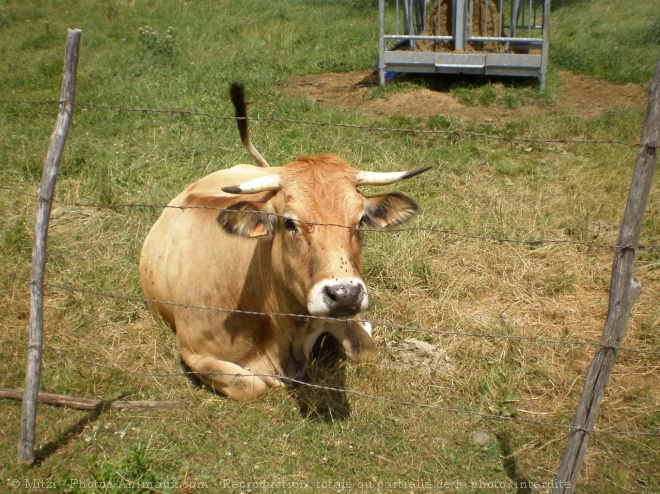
[217,201,276,238]
[363,193,419,230]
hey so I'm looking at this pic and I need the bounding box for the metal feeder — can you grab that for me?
[378,0,551,90]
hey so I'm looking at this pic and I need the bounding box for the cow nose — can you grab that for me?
[323,282,365,317]
[307,277,368,317]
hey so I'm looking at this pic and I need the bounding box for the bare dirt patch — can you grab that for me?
[386,338,455,377]
[281,69,648,123]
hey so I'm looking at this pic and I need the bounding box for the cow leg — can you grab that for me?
[181,349,277,401]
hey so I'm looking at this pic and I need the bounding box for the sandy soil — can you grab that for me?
[281,69,649,122]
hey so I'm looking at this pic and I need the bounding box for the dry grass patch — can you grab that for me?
[0,14,658,490]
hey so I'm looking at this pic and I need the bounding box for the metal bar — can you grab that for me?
[485,0,489,41]
[436,64,488,69]
[540,0,551,91]
[434,0,443,51]
[408,0,415,49]
[385,34,454,41]
[467,36,543,43]
[379,0,386,88]
[455,0,466,50]
[507,0,523,53]
[510,0,519,37]
[396,0,400,35]
[499,0,504,37]
[403,0,414,49]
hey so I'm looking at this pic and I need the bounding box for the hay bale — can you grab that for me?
[469,0,501,51]
[418,0,502,53]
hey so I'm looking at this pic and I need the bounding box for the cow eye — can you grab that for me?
[283,217,299,234]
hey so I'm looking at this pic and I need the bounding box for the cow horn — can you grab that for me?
[221,174,281,194]
[356,165,432,186]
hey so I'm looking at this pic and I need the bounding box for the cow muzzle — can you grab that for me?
[307,277,368,317]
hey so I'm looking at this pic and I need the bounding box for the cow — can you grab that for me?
[139,84,431,400]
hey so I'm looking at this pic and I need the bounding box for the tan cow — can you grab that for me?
[139,86,430,400]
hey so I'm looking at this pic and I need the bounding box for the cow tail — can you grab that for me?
[230,83,270,168]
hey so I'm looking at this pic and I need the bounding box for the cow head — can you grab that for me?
[218,154,430,318]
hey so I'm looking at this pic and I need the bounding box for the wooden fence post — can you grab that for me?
[18,28,82,464]
[553,57,659,492]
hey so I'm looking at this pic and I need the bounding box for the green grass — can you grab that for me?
[551,0,660,83]
[1,0,659,493]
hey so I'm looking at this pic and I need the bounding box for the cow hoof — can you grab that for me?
[222,374,270,401]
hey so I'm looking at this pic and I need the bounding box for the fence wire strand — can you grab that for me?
[2,271,658,357]
[9,340,652,438]
[0,98,653,149]
[1,96,658,441]
[2,184,659,251]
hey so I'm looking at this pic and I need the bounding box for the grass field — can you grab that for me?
[1,0,658,492]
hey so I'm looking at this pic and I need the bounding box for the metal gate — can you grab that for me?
[378,0,551,89]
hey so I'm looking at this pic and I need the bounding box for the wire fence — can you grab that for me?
[4,324,658,439]
[2,97,658,254]
[1,95,658,449]
[1,270,658,357]
[2,282,656,439]
[33,347,660,438]
[0,97,656,149]
[2,184,659,252]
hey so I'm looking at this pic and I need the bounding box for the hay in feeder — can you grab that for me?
[418,0,503,52]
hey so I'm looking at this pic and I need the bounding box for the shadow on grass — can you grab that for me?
[34,405,107,465]
[370,70,542,94]
[290,334,351,422]
[497,433,533,494]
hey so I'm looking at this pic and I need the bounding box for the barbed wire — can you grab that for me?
[25,342,657,438]
[3,314,658,438]
[3,90,658,459]
[2,184,658,251]
[41,282,660,357]
[2,271,658,356]
[0,98,653,149]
